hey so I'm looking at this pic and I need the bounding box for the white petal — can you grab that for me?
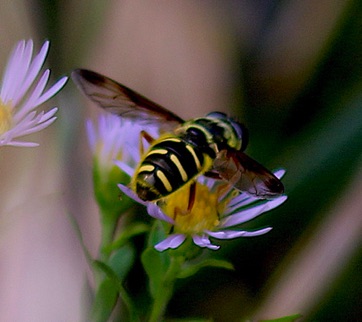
[2,140,39,147]
[17,116,56,136]
[39,107,58,121]
[1,40,27,102]
[117,184,175,224]
[115,160,134,177]
[13,41,50,106]
[146,203,174,224]
[192,235,220,250]
[1,113,35,140]
[221,204,267,228]
[86,120,97,150]
[206,230,248,239]
[240,227,273,236]
[154,234,186,251]
[7,40,33,104]
[13,69,50,122]
[274,168,286,179]
[118,184,147,206]
[224,194,258,214]
[220,196,287,228]
[206,227,272,239]
[34,76,68,106]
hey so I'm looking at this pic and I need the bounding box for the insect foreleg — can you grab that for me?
[187,181,196,212]
[139,130,155,155]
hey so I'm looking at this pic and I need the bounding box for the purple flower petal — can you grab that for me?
[206,227,272,239]
[146,203,174,224]
[0,40,67,147]
[220,196,287,228]
[115,160,134,177]
[240,227,273,236]
[224,193,258,214]
[274,169,286,179]
[155,234,186,251]
[206,230,249,239]
[13,41,49,106]
[118,184,147,206]
[192,235,220,250]
[118,184,174,223]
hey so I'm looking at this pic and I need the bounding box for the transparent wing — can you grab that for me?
[72,69,184,130]
[213,150,284,199]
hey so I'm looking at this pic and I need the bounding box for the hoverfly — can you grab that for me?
[72,69,284,202]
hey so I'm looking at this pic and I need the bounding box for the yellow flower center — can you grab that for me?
[0,100,12,135]
[160,182,229,235]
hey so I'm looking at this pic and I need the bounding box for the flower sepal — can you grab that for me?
[94,165,136,256]
[93,159,134,221]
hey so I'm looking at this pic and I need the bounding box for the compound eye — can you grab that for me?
[231,120,248,150]
[206,111,227,119]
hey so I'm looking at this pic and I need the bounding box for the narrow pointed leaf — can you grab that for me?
[91,278,118,322]
[104,223,149,254]
[178,259,234,279]
[108,244,136,281]
[141,246,171,298]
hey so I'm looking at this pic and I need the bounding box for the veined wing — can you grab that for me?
[72,69,184,130]
[213,149,284,199]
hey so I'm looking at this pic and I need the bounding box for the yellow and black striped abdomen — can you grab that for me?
[132,135,213,201]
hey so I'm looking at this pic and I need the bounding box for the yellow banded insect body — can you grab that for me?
[132,134,213,201]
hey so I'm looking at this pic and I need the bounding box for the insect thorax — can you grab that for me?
[175,112,248,153]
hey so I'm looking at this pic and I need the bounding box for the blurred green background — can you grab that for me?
[0,1,361,321]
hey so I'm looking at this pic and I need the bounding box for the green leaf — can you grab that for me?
[141,246,171,299]
[92,258,140,321]
[260,313,302,322]
[108,243,136,281]
[104,223,149,254]
[66,212,93,266]
[141,220,172,298]
[177,258,234,279]
[147,219,168,248]
[93,260,120,283]
[91,278,119,322]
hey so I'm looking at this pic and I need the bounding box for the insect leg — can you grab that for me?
[215,182,234,201]
[187,181,196,212]
[139,130,155,155]
[168,182,197,234]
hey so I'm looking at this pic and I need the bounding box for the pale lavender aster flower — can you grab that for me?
[88,113,161,214]
[118,168,287,251]
[0,39,67,147]
[88,113,160,173]
[87,114,138,172]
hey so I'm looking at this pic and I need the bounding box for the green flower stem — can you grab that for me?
[99,209,118,261]
[149,255,185,322]
[93,213,117,290]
